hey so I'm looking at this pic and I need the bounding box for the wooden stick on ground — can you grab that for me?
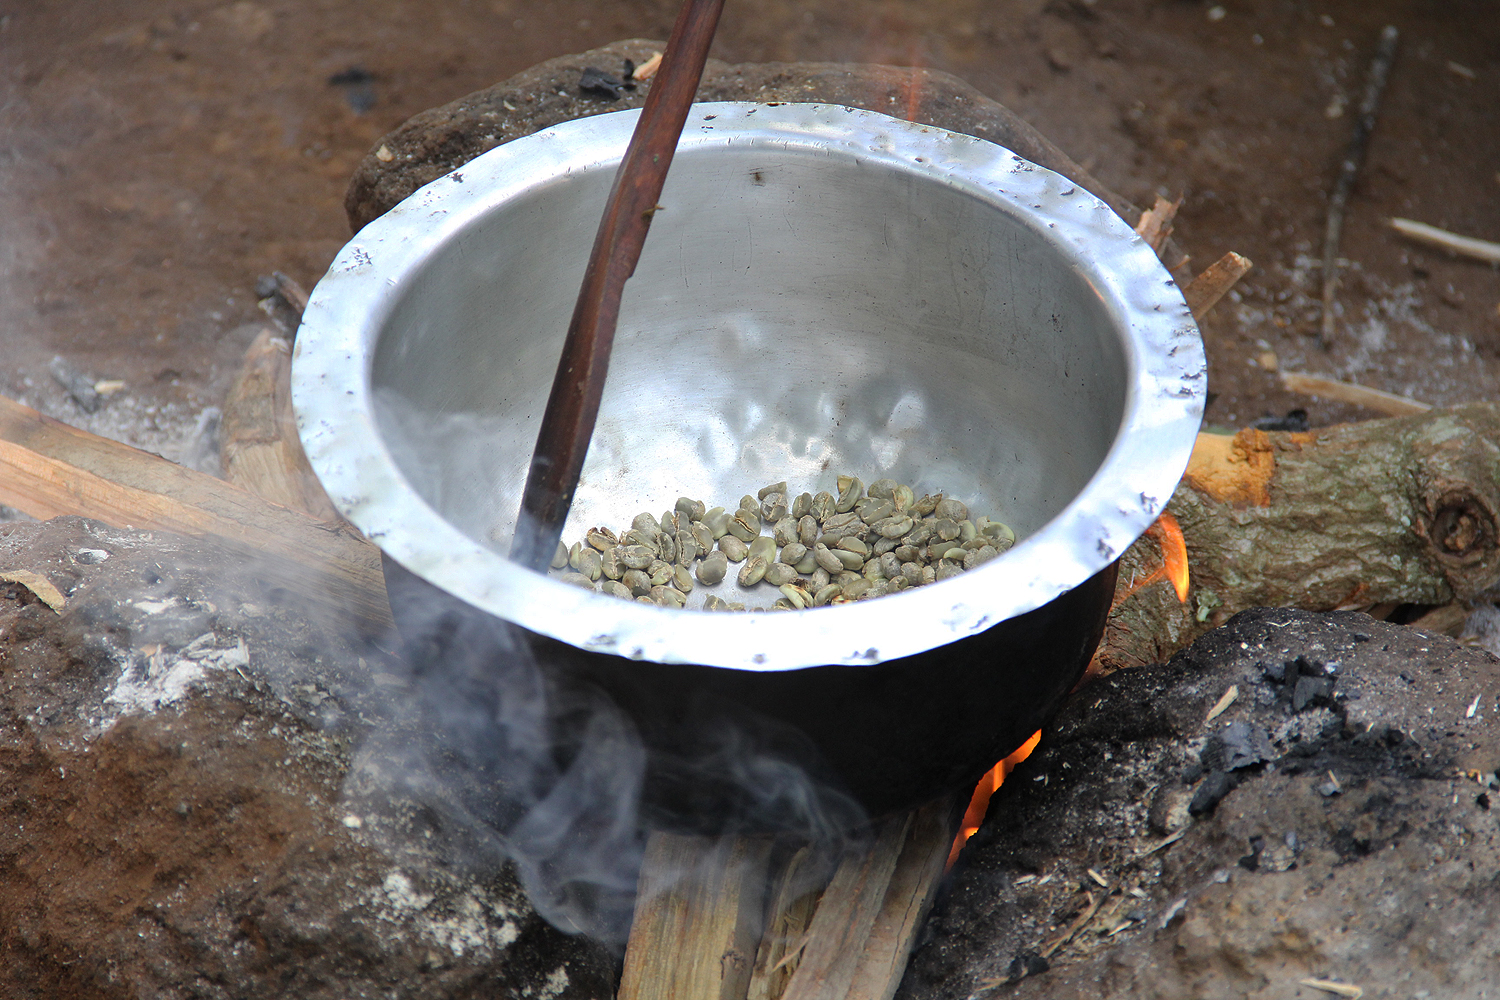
[1389,217,1500,266]
[1279,371,1432,417]
[1320,25,1400,347]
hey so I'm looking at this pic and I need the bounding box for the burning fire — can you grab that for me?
[947,514,1191,869]
[1115,512,1191,605]
[946,729,1043,870]
[1151,513,1191,603]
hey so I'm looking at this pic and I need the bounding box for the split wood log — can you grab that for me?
[748,845,825,1000]
[775,815,913,1000]
[1098,403,1500,672]
[220,325,342,520]
[619,833,775,1000]
[623,797,958,1000]
[835,799,957,1000]
[0,393,391,633]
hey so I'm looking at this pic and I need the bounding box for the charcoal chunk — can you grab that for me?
[1004,950,1050,984]
[1189,770,1233,815]
[1293,674,1334,711]
[579,65,629,99]
[1201,719,1272,772]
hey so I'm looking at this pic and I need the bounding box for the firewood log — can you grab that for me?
[619,834,775,1000]
[220,326,342,521]
[1099,403,1500,671]
[0,393,391,633]
[622,797,957,1000]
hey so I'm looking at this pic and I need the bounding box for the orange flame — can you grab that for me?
[1115,512,1191,606]
[1154,512,1190,603]
[945,516,1189,869]
[945,730,1043,871]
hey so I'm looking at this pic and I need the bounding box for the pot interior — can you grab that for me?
[370,116,1126,574]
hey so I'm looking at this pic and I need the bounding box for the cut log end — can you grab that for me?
[1417,485,1500,600]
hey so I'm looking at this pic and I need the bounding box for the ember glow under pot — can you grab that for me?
[293,103,1205,828]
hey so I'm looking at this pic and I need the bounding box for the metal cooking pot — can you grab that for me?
[293,103,1204,829]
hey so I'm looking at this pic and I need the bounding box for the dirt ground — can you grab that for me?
[1,0,1496,454]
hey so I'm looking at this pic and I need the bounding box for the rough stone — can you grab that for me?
[343,39,1143,238]
[0,516,614,999]
[899,607,1500,1000]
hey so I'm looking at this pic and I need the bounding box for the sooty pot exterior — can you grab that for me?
[385,555,1115,832]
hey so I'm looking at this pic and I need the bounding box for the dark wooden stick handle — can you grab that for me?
[511,0,726,571]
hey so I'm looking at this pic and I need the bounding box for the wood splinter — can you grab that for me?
[1182,251,1252,320]
[1134,194,1182,255]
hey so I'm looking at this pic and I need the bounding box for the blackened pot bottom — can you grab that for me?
[382,556,1115,834]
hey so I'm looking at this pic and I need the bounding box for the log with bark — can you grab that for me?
[1100,403,1500,672]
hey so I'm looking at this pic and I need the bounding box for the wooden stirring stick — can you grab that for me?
[510,0,726,571]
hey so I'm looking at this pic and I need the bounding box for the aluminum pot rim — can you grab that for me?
[292,101,1205,672]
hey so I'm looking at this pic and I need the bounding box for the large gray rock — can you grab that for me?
[343,39,1142,238]
[900,607,1500,1000]
[0,516,614,999]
